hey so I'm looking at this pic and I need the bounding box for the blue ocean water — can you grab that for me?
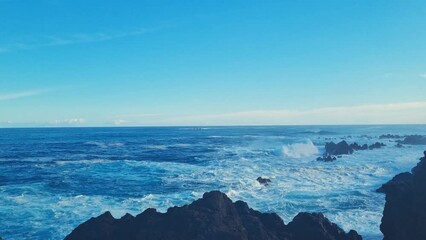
[1,125,426,240]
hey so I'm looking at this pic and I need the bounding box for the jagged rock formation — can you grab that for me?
[318,141,386,161]
[350,143,369,151]
[377,151,426,240]
[325,141,354,155]
[65,191,362,240]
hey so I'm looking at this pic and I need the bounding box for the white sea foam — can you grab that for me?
[55,159,112,165]
[281,139,319,158]
[85,141,124,148]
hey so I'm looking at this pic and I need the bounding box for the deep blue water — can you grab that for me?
[1,125,426,240]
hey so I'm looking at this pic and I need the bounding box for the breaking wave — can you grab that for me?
[282,139,319,158]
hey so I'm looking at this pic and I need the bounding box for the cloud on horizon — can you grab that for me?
[50,118,86,125]
[1,102,425,127]
[163,101,426,126]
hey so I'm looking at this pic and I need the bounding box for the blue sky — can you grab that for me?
[0,0,425,126]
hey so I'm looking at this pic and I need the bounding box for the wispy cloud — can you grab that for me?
[419,73,426,79]
[0,89,51,101]
[2,102,425,127]
[164,102,426,125]
[0,27,152,52]
[113,119,128,126]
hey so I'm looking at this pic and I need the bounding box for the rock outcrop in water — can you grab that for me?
[316,155,337,162]
[377,150,426,240]
[325,141,354,155]
[379,134,404,139]
[368,142,386,150]
[349,143,369,151]
[318,140,386,161]
[65,191,362,240]
[397,135,426,145]
[257,177,272,185]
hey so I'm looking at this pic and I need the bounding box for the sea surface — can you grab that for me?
[1,125,426,240]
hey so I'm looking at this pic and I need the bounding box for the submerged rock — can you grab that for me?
[398,135,426,145]
[377,151,426,240]
[65,191,362,240]
[257,177,272,185]
[395,143,404,148]
[317,155,337,162]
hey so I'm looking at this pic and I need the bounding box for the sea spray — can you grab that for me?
[282,139,319,158]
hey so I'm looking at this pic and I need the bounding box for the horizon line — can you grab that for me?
[1,123,425,130]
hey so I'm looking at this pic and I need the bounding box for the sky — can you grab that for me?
[0,0,425,127]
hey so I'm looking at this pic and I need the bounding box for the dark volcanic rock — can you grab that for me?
[287,213,362,240]
[398,135,426,145]
[377,151,426,240]
[368,142,386,150]
[65,191,362,240]
[320,141,385,161]
[317,155,337,162]
[325,141,354,155]
[257,177,272,185]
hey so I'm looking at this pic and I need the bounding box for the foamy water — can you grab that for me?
[0,125,425,239]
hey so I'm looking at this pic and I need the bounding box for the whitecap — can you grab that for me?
[143,145,168,150]
[85,141,124,148]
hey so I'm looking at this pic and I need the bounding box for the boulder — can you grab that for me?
[65,191,362,240]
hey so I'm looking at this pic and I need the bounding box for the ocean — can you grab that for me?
[1,125,425,240]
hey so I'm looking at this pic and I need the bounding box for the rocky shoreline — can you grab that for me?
[63,150,426,240]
